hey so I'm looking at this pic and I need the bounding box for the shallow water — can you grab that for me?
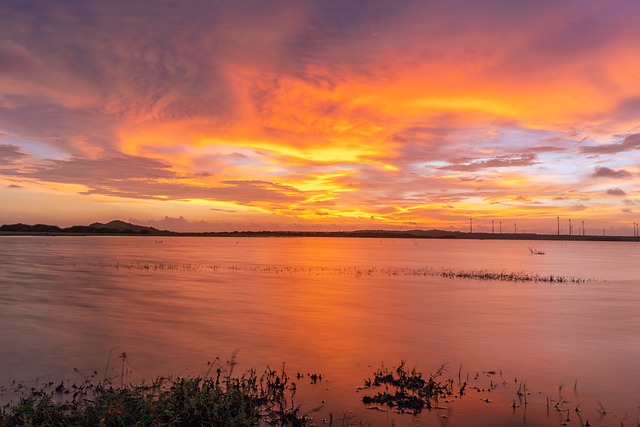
[0,236,638,426]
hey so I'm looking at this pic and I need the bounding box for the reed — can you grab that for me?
[361,362,465,415]
[88,261,595,283]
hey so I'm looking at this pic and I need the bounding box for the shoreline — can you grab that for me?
[1,229,639,242]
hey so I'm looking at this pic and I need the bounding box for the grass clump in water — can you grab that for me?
[0,364,310,426]
[91,261,594,283]
[361,361,465,415]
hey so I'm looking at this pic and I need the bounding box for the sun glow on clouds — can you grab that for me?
[1,1,640,233]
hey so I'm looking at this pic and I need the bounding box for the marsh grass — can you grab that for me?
[88,261,593,283]
[361,362,465,415]
[0,364,310,426]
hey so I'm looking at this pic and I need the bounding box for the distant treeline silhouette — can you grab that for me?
[0,223,153,234]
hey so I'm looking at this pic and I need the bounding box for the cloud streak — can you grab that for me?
[580,133,640,155]
[441,153,539,172]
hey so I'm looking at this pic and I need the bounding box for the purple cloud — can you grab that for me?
[580,134,640,155]
[591,167,632,179]
[28,155,176,184]
[0,144,28,175]
[15,155,307,204]
[0,144,26,163]
[0,40,44,80]
[606,188,626,196]
[441,153,538,172]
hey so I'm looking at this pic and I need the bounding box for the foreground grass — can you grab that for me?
[0,365,310,427]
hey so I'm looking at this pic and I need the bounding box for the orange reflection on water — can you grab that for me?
[1,236,639,425]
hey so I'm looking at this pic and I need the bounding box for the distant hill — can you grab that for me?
[0,220,168,235]
[0,223,63,233]
[88,220,162,234]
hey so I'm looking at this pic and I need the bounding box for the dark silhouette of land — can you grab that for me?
[1,220,639,242]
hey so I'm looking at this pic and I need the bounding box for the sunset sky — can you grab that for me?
[1,1,639,234]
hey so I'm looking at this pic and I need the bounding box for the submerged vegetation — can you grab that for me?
[0,364,310,427]
[89,261,594,283]
[361,362,464,415]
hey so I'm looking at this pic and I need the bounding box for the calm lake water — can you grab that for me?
[0,236,638,426]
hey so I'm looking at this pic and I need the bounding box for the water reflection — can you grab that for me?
[0,236,638,426]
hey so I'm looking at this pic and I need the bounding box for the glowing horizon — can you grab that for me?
[1,1,639,234]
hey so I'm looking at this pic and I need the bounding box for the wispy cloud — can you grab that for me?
[441,153,538,172]
[0,144,28,176]
[580,133,640,155]
[210,208,237,213]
